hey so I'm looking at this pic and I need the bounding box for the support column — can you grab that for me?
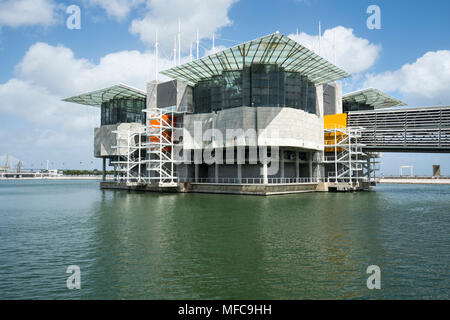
[263,163,268,185]
[237,163,242,183]
[315,151,324,180]
[308,152,313,179]
[215,163,219,183]
[194,164,199,182]
[295,151,299,179]
[280,149,285,180]
[102,157,106,181]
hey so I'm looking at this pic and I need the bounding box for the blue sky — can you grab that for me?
[1,0,450,175]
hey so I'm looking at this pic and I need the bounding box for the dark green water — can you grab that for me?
[0,180,449,299]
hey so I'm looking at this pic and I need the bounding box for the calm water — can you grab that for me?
[0,180,449,299]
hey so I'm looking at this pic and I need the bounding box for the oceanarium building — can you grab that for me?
[63,32,408,195]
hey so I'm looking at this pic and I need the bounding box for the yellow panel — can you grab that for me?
[324,114,348,152]
[324,113,347,129]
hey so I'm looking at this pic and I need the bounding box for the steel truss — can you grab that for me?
[324,127,379,183]
[348,106,450,152]
[110,107,182,187]
[111,128,146,183]
[142,107,182,187]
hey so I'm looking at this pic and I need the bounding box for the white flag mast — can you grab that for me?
[155,31,159,80]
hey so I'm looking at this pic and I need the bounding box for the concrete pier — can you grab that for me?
[99,180,373,195]
[100,181,321,196]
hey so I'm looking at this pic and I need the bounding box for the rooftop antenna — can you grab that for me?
[177,19,181,65]
[155,30,159,80]
[212,32,215,53]
[296,28,299,37]
[333,28,337,84]
[318,21,322,56]
[333,28,336,65]
[196,28,199,59]
[189,42,193,61]
[173,35,177,66]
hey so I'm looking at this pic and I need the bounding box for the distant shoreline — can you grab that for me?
[378,177,450,185]
[0,176,106,181]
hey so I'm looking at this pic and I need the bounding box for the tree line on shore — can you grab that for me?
[62,169,114,176]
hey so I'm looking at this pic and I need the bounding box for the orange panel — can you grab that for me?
[149,115,175,152]
[324,114,347,152]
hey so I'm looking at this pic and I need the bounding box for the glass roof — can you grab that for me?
[160,32,351,86]
[343,88,407,109]
[62,83,146,107]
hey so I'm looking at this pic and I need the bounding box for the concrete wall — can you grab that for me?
[182,106,324,151]
[176,81,194,113]
[157,80,177,108]
[323,83,343,116]
[147,80,193,113]
[94,123,144,157]
[335,82,343,114]
[147,81,158,110]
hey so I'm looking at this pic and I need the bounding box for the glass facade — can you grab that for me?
[101,98,146,125]
[193,63,316,114]
[343,102,374,113]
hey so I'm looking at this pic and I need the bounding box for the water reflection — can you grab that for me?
[84,187,435,300]
[2,180,448,299]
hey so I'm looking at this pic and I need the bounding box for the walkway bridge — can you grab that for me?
[347,106,450,153]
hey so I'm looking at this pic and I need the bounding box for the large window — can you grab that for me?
[193,64,316,114]
[101,98,146,125]
[251,64,285,107]
[194,80,212,114]
[343,102,374,113]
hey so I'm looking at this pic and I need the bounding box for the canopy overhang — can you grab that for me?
[62,83,146,107]
[160,32,351,86]
[343,88,406,109]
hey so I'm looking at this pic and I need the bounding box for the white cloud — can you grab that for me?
[0,127,96,169]
[0,42,178,133]
[14,41,176,98]
[288,26,381,74]
[130,0,237,51]
[0,39,197,167]
[16,43,93,97]
[0,78,99,132]
[86,0,144,21]
[0,0,58,28]
[364,50,450,106]
[0,41,176,167]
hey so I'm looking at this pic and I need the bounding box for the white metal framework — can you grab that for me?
[348,106,450,152]
[143,107,181,187]
[108,107,182,187]
[111,128,146,183]
[400,166,414,177]
[323,127,374,183]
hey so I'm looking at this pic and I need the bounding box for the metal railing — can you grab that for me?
[178,177,322,185]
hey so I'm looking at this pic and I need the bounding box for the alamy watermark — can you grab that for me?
[367,5,381,30]
[66,5,81,30]
[66,265,81,289]
[366,265,381,290]
[172,122,280,175]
